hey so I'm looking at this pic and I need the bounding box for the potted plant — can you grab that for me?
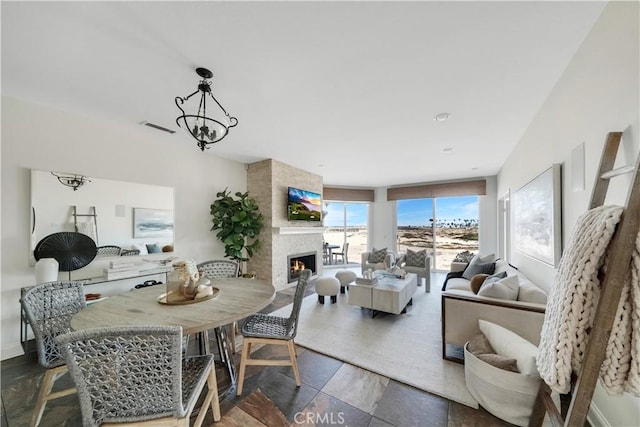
[210,189,264,272]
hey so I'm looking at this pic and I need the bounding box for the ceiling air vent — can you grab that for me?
[140,121,176,134]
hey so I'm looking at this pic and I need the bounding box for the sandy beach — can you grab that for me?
[324,226,478,270]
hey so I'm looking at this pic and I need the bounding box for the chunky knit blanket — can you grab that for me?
[536,205,640,396]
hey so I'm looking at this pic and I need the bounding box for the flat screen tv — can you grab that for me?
[288,187,322,221]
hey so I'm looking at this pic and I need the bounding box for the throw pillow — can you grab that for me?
[480,272,507,288]
[478,319,539,376]
[476,354,520,373]
[469,253,496,265]
[462,260,496,280]
[477,275,519,300]
[404,249,427,267]
[517,280,548,304]
[470,274,490,294]
[485,270,507,282]
[132,243,148,255]
[368,247,387,263]
[467,332,495,355]
[146,243,162,254]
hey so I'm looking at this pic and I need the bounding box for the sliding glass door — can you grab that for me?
[434,196,479,270]
[323,202,368,265]
[397,196,479,270]
[397,198,435,260]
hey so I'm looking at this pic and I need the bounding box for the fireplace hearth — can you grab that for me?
[288,251,317,283]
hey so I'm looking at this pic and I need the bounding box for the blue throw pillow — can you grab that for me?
[484,271,507,284]
[146,243,162,254]
[462,260,496,280]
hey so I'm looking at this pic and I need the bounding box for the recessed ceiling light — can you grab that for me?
[471,167,479,170]
[433,112,451,122]
[442,147,454,153]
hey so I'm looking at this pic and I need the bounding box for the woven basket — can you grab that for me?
[464,342,541,426]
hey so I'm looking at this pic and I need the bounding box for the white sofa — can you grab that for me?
[441,259,547,361]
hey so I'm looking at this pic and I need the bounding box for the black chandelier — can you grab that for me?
[50,172,91,191]
[175,67,238,151]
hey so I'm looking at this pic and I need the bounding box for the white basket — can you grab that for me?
[464,342,541,426]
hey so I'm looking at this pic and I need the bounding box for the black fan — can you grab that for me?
[34,232,97,273]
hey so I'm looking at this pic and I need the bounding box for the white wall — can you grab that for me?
[497,2,639,425]
[1,96,248,359]
[479,176,497,257]
[369,187,396,252]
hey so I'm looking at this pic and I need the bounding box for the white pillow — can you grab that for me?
[132,243,148,255]
[478,319,539,376]
[517,280,547,304]
[477,275,519,300]
[477,253,496,263]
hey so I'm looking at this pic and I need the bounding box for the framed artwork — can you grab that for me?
[512,164,562,266]
[133,208,174,238]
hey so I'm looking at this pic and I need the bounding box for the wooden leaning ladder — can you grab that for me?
[529,131,640,427]
[72,205,98,244]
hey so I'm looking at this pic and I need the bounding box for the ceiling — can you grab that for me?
[1,1,607,188]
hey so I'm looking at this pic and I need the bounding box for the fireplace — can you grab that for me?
[288,251,317,283]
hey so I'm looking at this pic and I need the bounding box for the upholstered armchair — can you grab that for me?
[396,250,431,292]
[361,249,396,274]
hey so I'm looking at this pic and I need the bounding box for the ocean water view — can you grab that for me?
[323,196,479,270]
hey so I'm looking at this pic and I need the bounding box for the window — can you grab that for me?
[397,196,479,270]
[323,202,368,265]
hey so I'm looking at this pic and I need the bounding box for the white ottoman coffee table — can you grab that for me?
[348,273,417,317]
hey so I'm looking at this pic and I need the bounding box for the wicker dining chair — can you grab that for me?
[120,249,140,256]
[20,281,86,427]
[197,259,239,278]
[96,245,122,256]
[57,325,220,427]
[196,259,241,355]
[236,269,311,396]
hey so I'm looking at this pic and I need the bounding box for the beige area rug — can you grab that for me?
[270,286,478,408]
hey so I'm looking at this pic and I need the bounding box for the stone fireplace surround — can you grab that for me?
[247,159,324,291]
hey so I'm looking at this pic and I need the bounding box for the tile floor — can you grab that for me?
[1,268,514,427]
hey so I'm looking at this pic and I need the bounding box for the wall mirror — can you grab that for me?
[30,169,175,264]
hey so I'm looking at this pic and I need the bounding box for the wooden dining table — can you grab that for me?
[71,277,276,392]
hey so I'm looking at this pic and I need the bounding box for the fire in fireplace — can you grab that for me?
[288,251,317,283]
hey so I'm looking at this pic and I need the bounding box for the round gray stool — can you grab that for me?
[335,270,357,294]
[316,277,340,304]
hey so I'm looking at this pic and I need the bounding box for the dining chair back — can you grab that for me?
[56,325,220,427]
[120,249,140,256]
[236,269,312,395]
[196,259,241,354]
[20,281,86,426]
[197,259,240,278]
[96,245,122,256]
[322,243,330,265]
[332,242,349,264]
